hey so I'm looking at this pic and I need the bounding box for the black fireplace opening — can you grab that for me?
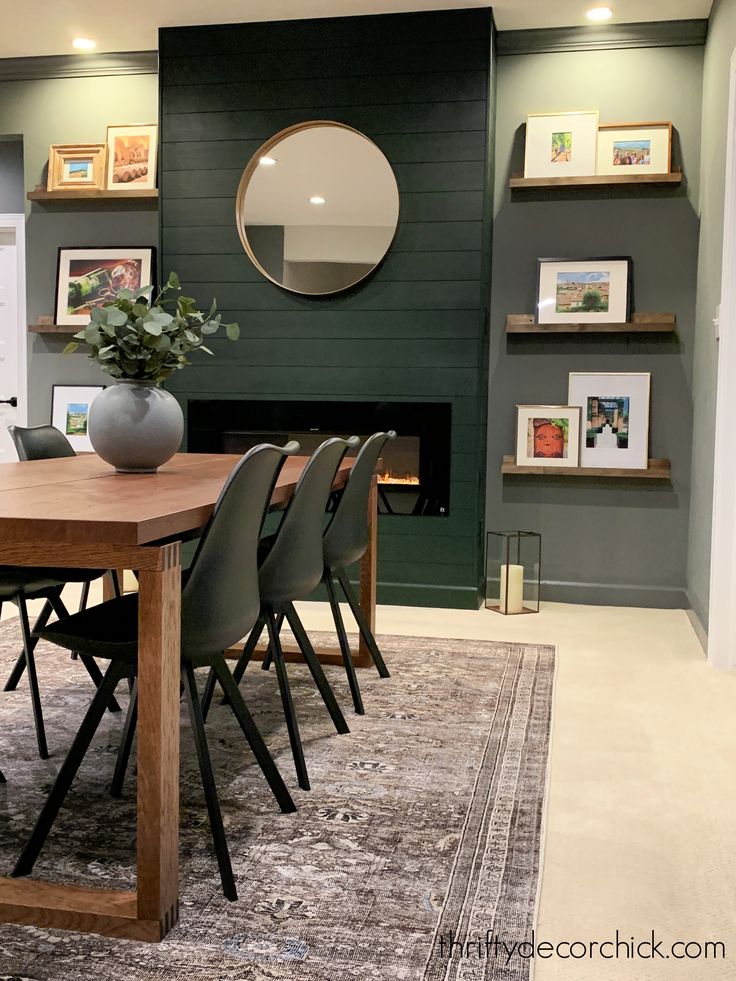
[187,400,452,516]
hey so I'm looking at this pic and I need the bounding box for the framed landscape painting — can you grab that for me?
[47,144,106,191]
[105,123,158,190]
[524,110,599,179]
[55,247,155,326]
[568,372,651,470]
[515,405,582,468]
[51,385,104,453]
[536,257,633,325]
[597,122,672,176]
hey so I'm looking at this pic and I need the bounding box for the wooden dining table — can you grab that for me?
[0,451,378,941]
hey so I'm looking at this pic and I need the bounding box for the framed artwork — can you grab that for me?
[537,257,633,325]
[47,144,106,192]
[515,405,582,468]
[597,122,672,176]
[568,372,651,470]
[524,111,599,179]
[51,385,104,453]
[55,247,156,326]
[105,123,158,190]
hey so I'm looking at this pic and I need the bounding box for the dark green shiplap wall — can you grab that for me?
[159,9,495,609]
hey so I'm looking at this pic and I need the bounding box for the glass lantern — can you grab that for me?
[486,530,541,615]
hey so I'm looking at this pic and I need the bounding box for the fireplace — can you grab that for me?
[187,400,451,516]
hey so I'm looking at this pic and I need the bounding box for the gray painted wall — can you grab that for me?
[0,138,23,213]
[0,73,157,425]
[687,0,736,629]
[488,45,704,607]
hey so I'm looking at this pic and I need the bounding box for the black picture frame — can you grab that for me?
[535,256,633,325]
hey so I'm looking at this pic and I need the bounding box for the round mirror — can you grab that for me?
[236,122,400,296]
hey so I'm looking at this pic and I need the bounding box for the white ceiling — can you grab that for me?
[0,0,715,60]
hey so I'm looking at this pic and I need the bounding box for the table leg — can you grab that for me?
[357,475,378,668]
[135,542,181,938]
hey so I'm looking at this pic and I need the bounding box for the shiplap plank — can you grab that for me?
[162,102,488,143]
[161,38,490,85]
[164,72,486,114]
[172,251,482,284]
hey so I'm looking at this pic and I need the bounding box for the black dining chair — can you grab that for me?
[319,431,395,714]
[2,425,122,758]
[203,437,357,792]
[12,441,299,901]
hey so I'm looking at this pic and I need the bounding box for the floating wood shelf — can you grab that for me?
[27,188,158,202]
[28,320,76,334]
[506,313,677,335]
[509,170,682,190]
[502,455,671,480]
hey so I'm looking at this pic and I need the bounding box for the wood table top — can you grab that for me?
[0,452,349,547]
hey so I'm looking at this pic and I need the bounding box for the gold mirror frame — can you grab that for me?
[235,120,400,297]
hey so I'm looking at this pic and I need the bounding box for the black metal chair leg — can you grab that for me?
[323,574,364,715]
[212,614,266,715]
[261,611,283,671]
[12,662,128,877]
[210,655,296,814]
[3,599,55,692]
[108,570,122,599]
[0,768,5,783]
[181,661,237,902]
[77,655,122,713]
[266,610,310,791]
[110,680,138,798]
[17,594,49,760]
[335,568,390,678]
[284,603,350,735]
[78,580,90,612]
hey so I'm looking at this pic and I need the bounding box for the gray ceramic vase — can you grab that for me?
[88,379,184,473]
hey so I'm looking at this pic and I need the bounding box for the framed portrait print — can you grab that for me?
[51,385,104,453]
[596,122,672,177]
[47,144,106,192]
[524,110,599,179]
[515,405,582,468]
[105,123,158,190]
[55,247,156,326]
[537,257,633,325]
[568,372,651,470]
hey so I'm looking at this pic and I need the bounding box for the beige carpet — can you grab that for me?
[0,624,554,980]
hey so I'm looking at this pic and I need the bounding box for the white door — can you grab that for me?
[0,215,27,464]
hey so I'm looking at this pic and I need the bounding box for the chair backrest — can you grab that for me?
[258,436,358,607]
[181,440,299,656]
[323,431,396,570]
[8,424,76,461]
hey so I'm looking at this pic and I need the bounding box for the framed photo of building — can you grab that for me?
[105,123,158,190]
[47,144,106,192]
[568,372,651,470]
[596,122,672,176]
[515,405,582,468]
[524,110,599,179]
[536,257,633,325]
[51,384,104,453]
[55,246,156,326]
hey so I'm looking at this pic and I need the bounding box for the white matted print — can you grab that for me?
[55,247,156,327]
[537,257,632,325]
[524,111,599,179]
[51,385,104,453]
[568,372,651,470]
[515,405,582,468]
[106,123,157,190]
[597,122,672,176]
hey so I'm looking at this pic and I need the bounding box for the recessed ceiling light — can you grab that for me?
[259,155,277,166]
[72,37,97,51]
[586,6,613,21]
[309,195,326,205]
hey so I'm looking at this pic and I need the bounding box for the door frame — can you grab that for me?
[708,49,736,670]
[0,213,27,429]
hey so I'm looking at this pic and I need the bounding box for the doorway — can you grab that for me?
[0,214,28,462]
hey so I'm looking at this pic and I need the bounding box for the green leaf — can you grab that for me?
[199,345,214,356]
[107,307,129,327]
[225,322,240,341]
[63,341,79,355]
[90,307,105,325]
[167,271,181,290]
[116,289,134,300]
[200,320,220,335]
[143,320,163,336]
[132,303,149,319]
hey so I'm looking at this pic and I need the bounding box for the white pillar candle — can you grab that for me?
[499,563,524,614]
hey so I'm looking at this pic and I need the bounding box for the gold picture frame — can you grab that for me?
[105,123,157,190]
[47,144,107,191]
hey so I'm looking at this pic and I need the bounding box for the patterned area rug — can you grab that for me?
[0,619,555,980]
